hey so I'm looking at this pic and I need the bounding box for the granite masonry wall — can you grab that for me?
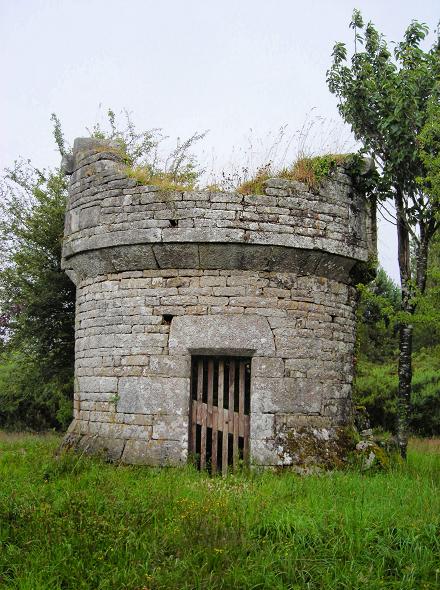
[62,138,375,468]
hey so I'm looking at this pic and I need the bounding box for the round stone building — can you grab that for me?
[62,138,375,472]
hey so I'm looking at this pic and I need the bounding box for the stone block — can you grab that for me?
[152,415,188,441]
[200,275,227,287]
[249,412,275,439]
[251,357,284,377]
[110,244,158,271]
[162,227,245,243]
[169,314,275,356]
[118,376,189,414]
[79,205,100,230]
[148,355,190,377]
[121,439,186,465]
[78,376,118,393]
[250,439,279,466]
[153,243,199,269]
[77,435,125,462]
[251,377,322,414]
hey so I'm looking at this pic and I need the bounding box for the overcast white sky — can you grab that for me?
[1,0,439,283]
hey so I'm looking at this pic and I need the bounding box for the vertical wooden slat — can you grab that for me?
[228,360,236,471]
[233,360,239,469]
[191,358,202,458]
[239,360,245,438]
[222,415,228,475]
[197,359,203,403]
[200,403,207,470]
[211,407,218,474]
[217,359,224,411]
[197,359,207,470]
[207,358,214,472]
[218,359,228,476]
[191,402,197,456]
[243,416,250,463]
[244,361,250,463]
[207,358,214,409]
[211,360,218,474]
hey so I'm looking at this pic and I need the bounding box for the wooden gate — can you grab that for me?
[189,355,251,475]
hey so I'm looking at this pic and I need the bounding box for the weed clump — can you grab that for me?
[86,108,206,192]
[236,164,272,195]
[125,166,196,192]
[237,154,350,195]
[282,153,348,190]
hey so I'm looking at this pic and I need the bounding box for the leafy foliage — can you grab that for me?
[0,158,75,430]
[0,168,74,366]
[0,351,72,430]
[90,109,207,190]
[355,346,440,437]
[355,256,440,436]
[412,231,440,348]
[356,268,401,363]
[327,12,440,279]
[417,95,440,201]
[328,11,440,456]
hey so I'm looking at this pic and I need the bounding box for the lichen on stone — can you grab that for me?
[275,425,360,471]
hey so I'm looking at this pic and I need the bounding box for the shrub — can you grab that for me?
[0,351,72,431]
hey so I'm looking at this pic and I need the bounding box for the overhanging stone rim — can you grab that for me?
[62,242,360,284]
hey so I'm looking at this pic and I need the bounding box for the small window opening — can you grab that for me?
[162,314,173,325]
[169,219,178,227]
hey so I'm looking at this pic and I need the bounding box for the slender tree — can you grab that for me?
[327,11,440,456]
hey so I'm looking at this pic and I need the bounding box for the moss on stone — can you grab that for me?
[280,154,349,191]
[350,254,378,285]
[277,425,360,471]
[351,440,394,471]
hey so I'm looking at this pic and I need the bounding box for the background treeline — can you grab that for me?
[355,247,440,436]
[0,112,439,436]
[0,165,75,430]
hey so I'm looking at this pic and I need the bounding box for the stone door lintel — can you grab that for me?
[168,315,275,357]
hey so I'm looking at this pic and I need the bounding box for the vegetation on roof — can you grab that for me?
[237,154,350,195]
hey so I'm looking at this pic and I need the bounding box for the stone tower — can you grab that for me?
[62,138,375,471]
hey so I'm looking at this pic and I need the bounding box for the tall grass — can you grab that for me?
[202,113,356,192]
[0,433,439,589]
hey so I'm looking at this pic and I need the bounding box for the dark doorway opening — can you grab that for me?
[189,355,251,475]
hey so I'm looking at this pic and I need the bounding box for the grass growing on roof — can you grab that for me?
[237,154,350,195]
[0,432,439,589]
[125,165,197,192]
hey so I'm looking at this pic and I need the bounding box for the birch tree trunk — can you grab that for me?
[395,195,432,457]
[395,189,413,458]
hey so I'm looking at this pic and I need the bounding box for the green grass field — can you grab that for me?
[0,433,439,590]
